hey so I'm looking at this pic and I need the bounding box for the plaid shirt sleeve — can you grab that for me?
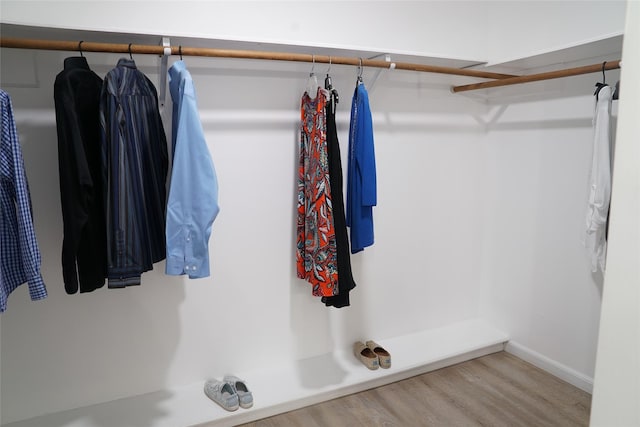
[1,90,47,312]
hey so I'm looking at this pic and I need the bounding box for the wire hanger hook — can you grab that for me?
[179,45,183,61]
[78,41,84,57]
[326,56,332,75]
[128,43,133,60]
[601,61,607,84]
[310,54,316,76]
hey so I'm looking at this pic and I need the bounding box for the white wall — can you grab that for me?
[485,0,626,65]
[0,1,489,61]
[590,1,640,424]
[476,75,620,390]
[0,1,628,424]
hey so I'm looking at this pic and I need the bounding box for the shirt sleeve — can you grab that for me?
[586,95,612,232]
[54,77,94,294]
[3,93,48,301]
[357,88,377,207]
[165,75,219,279]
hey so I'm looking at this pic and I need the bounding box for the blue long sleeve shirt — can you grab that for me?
[165,61,219,278]
[346,83,377,253]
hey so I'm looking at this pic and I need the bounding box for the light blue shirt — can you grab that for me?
[165,61,219,278]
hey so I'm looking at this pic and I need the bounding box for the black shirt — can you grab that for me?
[54,56,107,293]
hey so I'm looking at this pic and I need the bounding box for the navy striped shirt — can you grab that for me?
[99,59,168,287]
[1,90,48,312]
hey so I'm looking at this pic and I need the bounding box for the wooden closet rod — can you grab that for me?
[0,37,517,80]
[452,60,621,93]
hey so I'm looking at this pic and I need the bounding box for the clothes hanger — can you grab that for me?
[324,56,339,108]
[179,45,183,61]
[306,54,319,99]
[128,43,133,60]
[65,40,88,68]
[593,61,608,100]
[356,58,364,85]
[324,56,333,90]
[612,80,620,100]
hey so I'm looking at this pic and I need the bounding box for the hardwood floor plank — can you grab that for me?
[238,352,591,427]
[478,353,591,425]
[429,360,561,426]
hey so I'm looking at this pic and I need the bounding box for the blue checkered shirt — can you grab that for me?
[1,90,48,312]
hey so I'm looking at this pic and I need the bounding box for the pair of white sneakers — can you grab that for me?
[204,375,253,412]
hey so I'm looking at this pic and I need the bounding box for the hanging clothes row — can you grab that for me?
[296,61,377,308]
[3,47,378,311]
[54,52,219,295]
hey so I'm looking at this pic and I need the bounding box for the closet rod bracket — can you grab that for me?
[368,53,392,92]
[158,36,171,108]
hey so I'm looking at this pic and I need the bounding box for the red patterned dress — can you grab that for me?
[296,88,338,297]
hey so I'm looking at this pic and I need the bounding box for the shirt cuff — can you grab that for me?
[166,256,209,279]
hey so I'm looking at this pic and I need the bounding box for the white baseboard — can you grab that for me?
[505,341,593,394]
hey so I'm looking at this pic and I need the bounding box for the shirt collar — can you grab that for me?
[64,56,91,70]
[169,60,186,80]
[117,58,137,69]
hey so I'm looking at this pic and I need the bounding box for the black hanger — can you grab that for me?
[65,40,88,69]
[179,46,183,61]
[324,56,339,106]
[594,61,608,100]
[128,43,133,60]
[324,56,332,90]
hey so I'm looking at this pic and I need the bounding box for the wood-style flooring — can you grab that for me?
[238,351,591,427]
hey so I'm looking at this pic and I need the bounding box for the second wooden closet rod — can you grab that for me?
[452,60,622,93]
[0,37,515,80]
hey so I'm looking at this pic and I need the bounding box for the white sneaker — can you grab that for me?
[204,379,239,411]
[223,375,253,409]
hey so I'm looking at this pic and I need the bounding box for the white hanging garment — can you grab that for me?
[585,85,613,273]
